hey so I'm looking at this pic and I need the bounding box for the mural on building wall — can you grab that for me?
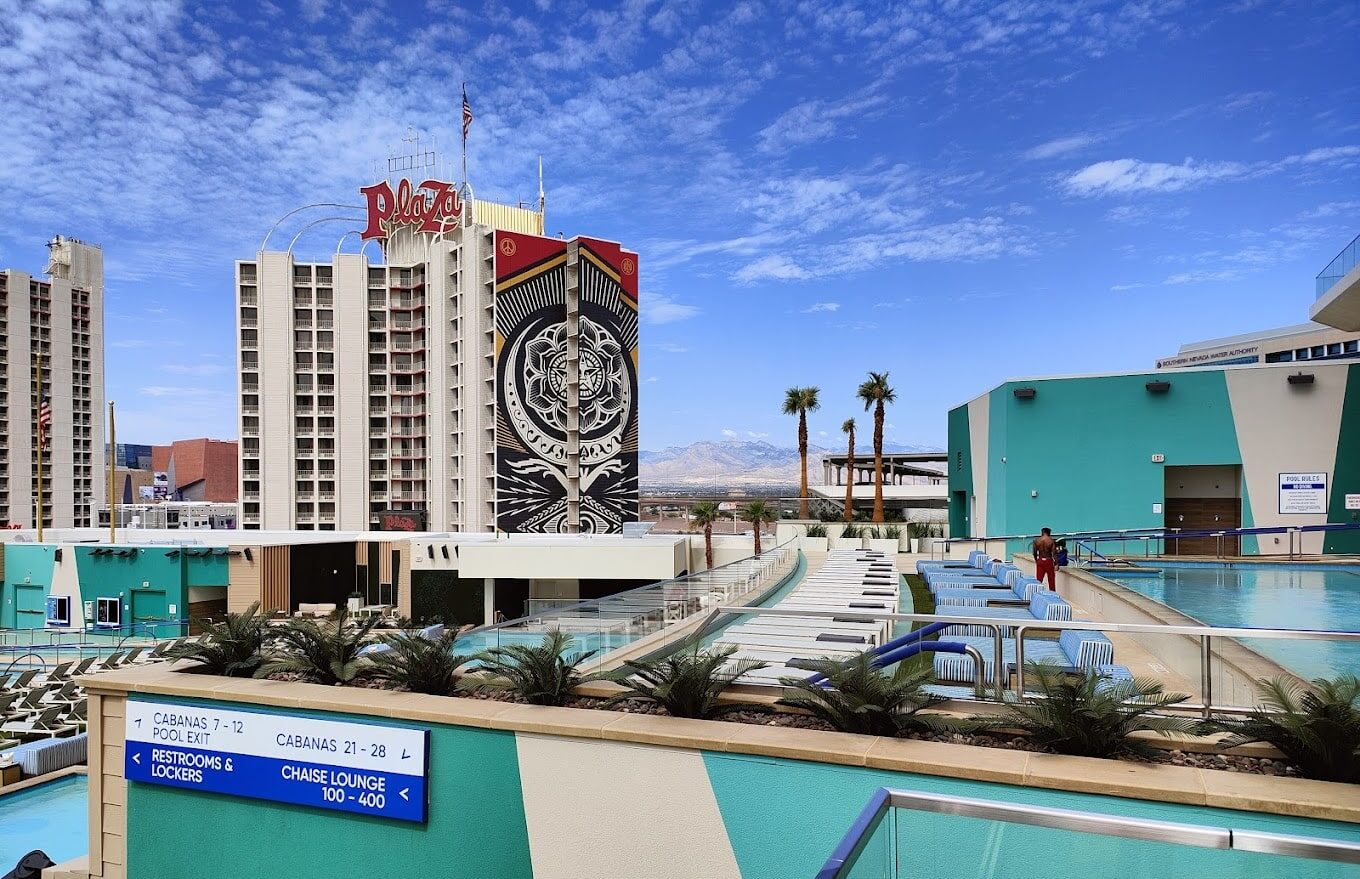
[574,237,640,532]
[494,231,570,532]
[493,232,639,533]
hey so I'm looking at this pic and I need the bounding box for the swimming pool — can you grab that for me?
[1100,562,1360,680]
[0,774,88,869]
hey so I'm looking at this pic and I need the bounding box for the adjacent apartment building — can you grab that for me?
[237,177,640,533]
[0,236,105,528]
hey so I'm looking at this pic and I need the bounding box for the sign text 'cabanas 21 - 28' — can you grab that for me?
[359,178,463,241]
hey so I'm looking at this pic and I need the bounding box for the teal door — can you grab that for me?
[14,584,47,629]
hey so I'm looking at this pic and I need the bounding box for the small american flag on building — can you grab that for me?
[462,85,473,142]
[38,396,51,448]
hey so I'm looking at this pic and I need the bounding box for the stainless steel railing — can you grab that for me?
[712,604,1360,714]
[817,788,1360,878]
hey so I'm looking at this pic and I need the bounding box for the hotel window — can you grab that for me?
[1346,340,1359,354]
[1327,343,1342,356]
[1266,350,1293,363]
[1312,346,1326,358]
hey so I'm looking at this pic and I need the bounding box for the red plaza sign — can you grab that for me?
[359,178,463,241]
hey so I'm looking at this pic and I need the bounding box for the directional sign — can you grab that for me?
[125,700,429,823]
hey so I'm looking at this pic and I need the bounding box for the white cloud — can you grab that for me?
[1064,158,1247,196]
[653,342,688,353]
[721,428,738,438]
[139,386,217,398]
[643,293,700,324]
[1110,282,1146,291]
[1163,269,1243,285]
[746,431,769,439]
[1022,134,1099,160]
[733,255,811,284]
[801,301,840,313]
[818,430,828,437]
[162,362,226,376]
[644,376,659,383]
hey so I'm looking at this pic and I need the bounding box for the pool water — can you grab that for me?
[1101,563,1360,680]
[0,774,88,869]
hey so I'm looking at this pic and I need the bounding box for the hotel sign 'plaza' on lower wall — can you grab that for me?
[236,173,640,533]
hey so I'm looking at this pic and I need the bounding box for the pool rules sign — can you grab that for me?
[124,700,429,822]
[1278,472,1328,515]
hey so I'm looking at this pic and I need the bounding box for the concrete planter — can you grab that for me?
[831,537,866,550]
[867,539,900,555]
[917,537,937,555]
[798,536,830,552]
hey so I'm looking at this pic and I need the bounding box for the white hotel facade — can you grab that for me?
[0,236,106,528]
[237,180,640,533]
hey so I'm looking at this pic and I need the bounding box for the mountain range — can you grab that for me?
[639,439,940,489]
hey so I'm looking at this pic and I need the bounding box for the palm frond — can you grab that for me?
[168,601,274,677]
[777,653,943,737]
[462,630,599,706]
[255,610,383,685]
[1208,674,1360,783]
[608,645,765,719]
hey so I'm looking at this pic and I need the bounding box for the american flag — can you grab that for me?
[38,396,51,448]
[462,85,473,142]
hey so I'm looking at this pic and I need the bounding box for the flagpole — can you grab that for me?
[108,401,116,545]
[461,82,468,188]
[35,354,43,542]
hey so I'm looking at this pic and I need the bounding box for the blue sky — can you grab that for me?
[1,1,1357,451]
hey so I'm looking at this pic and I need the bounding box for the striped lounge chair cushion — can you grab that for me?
[932,636,1066,683]
[11,732,87,776]
[935,594,992,608]
[1029,592,1073,621]
[1059,630,1115,668]
[1011,578,1044,600]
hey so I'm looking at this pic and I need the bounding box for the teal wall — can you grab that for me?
[987,372,1242,550]
[0,543,228,634]
[125,697,533,879]
[1325,364,1360,554]
[946,405,971,537]
[1,545,57,629]
[703,751,1360,878]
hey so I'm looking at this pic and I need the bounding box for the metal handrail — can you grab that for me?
[817,788,1360,878]
[713,604,1360,712]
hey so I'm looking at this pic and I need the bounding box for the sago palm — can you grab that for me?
[255,610,384,685]
[1209,675,1360,783]
[169,601,274,677]
[367,629,477,696]
[779,653,955,737]
[464,629,601,706]
[856,371,895,523]
[740,500,777,556]
[606,644,766,719]
[974,662,1198,758]
[782,386,821,519]
[841,417,856,522]
[690,500,722,571]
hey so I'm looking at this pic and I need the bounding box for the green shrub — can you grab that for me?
[778,653,955,737]
[169,601,273,677]
[465,630,601,706]
[367,629,476,696]
[882,524,902,540]
[606,644,765,719]
[840,523,860,539]
[974,662,1197,758]
[1207,675,1360,783]
[256,610,383,685]
[805,523,828,538]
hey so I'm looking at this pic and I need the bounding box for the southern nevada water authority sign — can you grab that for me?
[125,700,429,822]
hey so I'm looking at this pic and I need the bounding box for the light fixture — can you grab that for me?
[244,547,254,562]
[1013,387,1037,399]
[1287,372,1314,386]
[1145,381,1171,393]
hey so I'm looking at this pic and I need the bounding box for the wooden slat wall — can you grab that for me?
[227,548,261,614]
[396,541,413,618]
[260,545,290,614]
[378,541,393,584]
[87,691,128,878]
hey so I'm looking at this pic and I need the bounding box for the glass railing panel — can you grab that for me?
[827,791,1360,879]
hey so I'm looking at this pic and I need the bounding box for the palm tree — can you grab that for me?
[841,418,856,523]
[782,386,821,520]
[168,601,274,678]
[856,371,896,523]
[690,500,721,571]
[740,500,777,556]
[256,609,384,685]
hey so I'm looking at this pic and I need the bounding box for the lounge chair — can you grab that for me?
[122,646,146,664]
[933,630,1116,685]
[99,651,126,670]
[69,657,98,677]
[933,576,1045,608]
[40,682,80,706]
[0,705,70,741]
[1,670,39,691]
[37,661,74,684]
[937,591,1074,637]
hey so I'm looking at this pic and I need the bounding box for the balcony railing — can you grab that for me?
[1317,231,1360,299]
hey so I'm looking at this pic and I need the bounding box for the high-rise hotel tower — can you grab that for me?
[237,175,639,533]
[0,236,106,528]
